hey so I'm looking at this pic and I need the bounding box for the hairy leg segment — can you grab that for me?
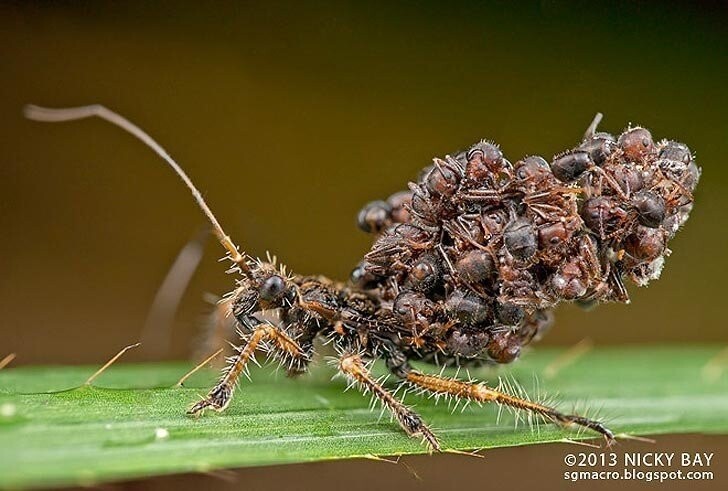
[338,353,442,452]
[403,368,615,445]
[188,324,306,415]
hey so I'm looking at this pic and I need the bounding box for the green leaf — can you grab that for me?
[1,346,726,488]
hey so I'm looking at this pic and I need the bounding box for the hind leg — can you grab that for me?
[402,367,614,445]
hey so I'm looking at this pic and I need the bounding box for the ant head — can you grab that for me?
[514,155,550,183]
[618,126,655,161]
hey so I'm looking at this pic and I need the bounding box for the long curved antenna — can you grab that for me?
[23,104,251,275]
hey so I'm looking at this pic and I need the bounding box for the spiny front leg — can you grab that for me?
[188,323,305,415]
[405,369,615,446]
[338,353,441,452]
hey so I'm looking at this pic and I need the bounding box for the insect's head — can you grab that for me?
[230,258,296,324]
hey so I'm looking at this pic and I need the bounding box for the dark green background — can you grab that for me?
[0,2,726,490]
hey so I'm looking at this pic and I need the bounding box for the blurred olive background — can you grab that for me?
[1,1,725,365]
[0,1,727,490]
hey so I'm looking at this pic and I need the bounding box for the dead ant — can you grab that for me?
[24,105,699,452]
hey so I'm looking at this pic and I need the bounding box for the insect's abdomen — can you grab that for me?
[355,121,699,364]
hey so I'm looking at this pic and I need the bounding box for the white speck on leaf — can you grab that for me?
[0,403,16,417]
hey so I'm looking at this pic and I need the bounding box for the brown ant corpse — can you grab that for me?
[25,105,699,452]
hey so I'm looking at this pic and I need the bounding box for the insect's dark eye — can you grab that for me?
[260,275,286,301]
[410,192,433,217]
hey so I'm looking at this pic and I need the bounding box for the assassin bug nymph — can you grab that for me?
[25,105,700,452]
